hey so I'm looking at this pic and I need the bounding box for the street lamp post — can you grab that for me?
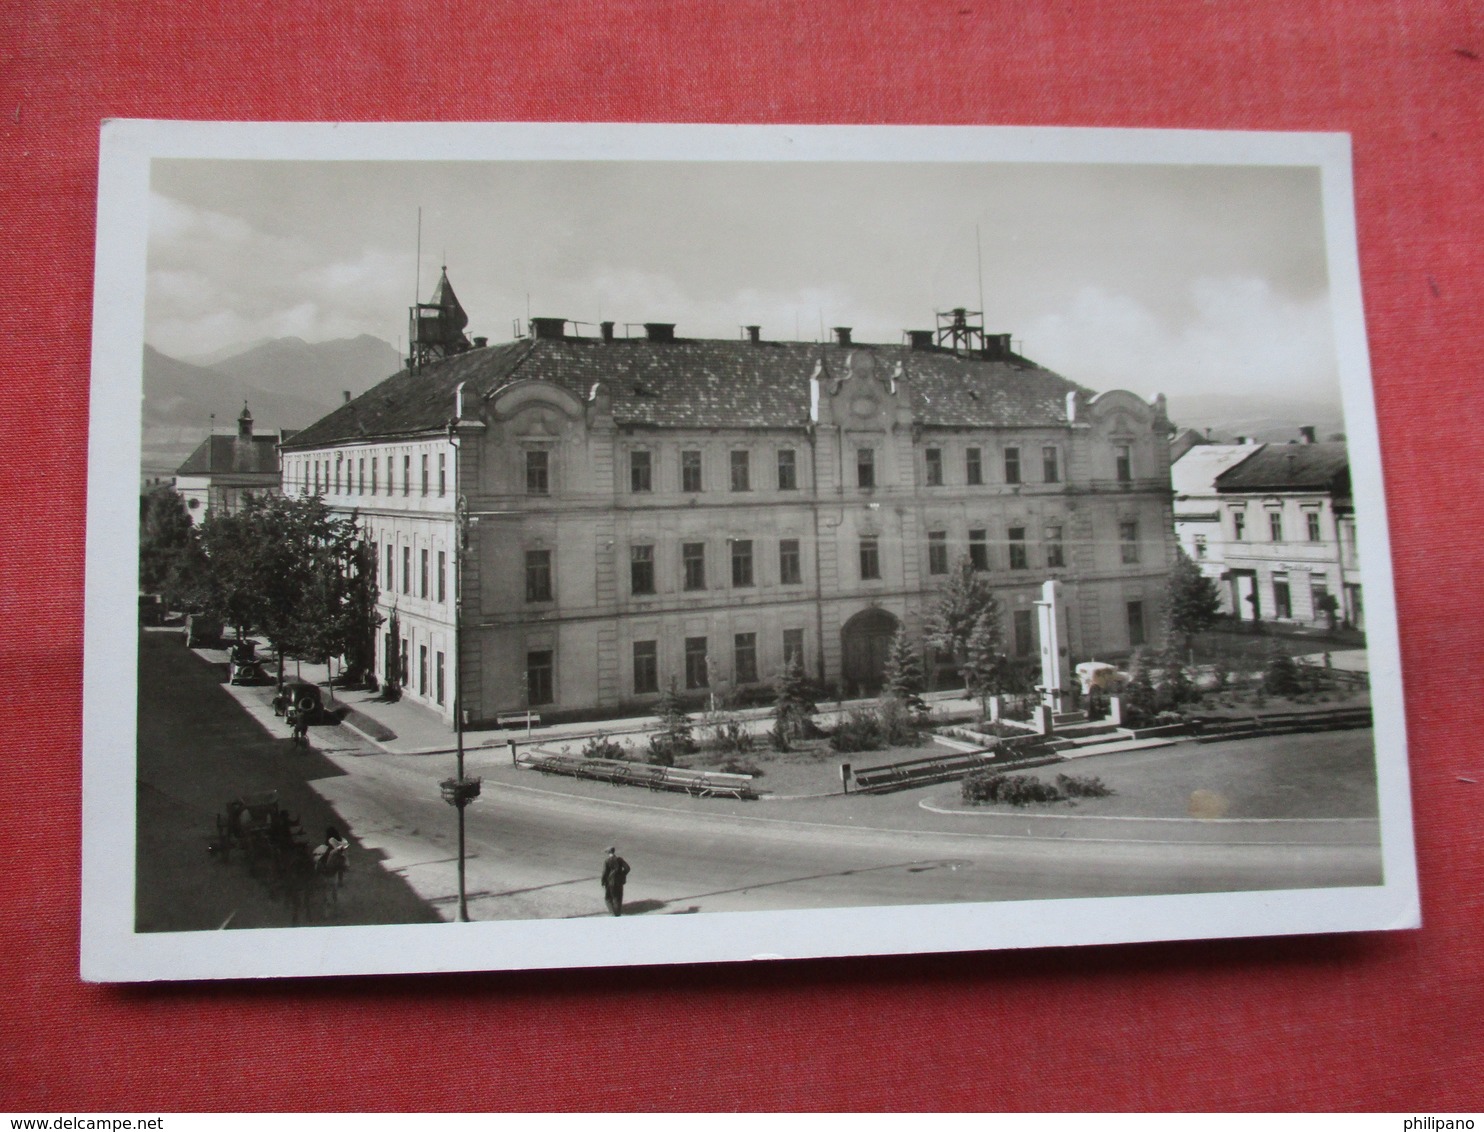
[438,470,482,922]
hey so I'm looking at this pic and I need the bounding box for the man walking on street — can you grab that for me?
[601,846,630,916]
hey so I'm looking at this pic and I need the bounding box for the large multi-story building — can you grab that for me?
[175,404,292,524]
[280,272,1176,727]
[1171,440,1265,613]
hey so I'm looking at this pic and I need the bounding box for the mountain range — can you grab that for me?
[141,335,402,477]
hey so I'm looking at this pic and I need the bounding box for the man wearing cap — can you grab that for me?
[601,846,631,916]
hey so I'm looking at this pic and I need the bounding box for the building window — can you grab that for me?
[779,538,802,585]
[1008,526,1028,570]
[857,447,875,489]
[969,529,989,571]
[526,650,554,706]
[859,536,881,580]
[334,458,342,494]
[1193,534,1207,560]
[526,450,549,495]
[966,447,983,486]
[1120,521,1140,564]
[731,539,754,587]
[437,550,446,603]
[928,531,948,575]
[1014,609,1034,657]
[385,544,394,592]
[630,544,655,595]
[371,457,378,495]
[730,450,751,492]
[420,548,429,598]
[1311,580,1331,622]
[525,549,553,602]
[630,450,652,493]
[400,639,410,688]
[633,640,658,695]
[1115,444,1132,483]
[418,645,428,696]
[925,447,943,486]
[1307,511,1322,542]
[1127,600,1146,647]
[1269,511,1284,542]
[438,452,446,496]
[777,448,797,491]
[1273,576,1292,619]
[1046,525,1065,568]
[358,458,365,494]
[1234,511,1246,541]
[681,450,703,493]
[682,542,706,591]
[1042,446,1060,483]
[783,628,805,671]
[421,454,429,496]
[734,632,758,684]
[403,454,411,496]
[1004,447,1021,485]
[435,652,445,705]
[402,546,411,594]
[685,637,709,689]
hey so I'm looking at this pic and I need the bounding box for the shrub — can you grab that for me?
[962,771,1064,807]
[1263,645,1303,696]
[829,705,886,753]
[706,715,755,755]
[646,735,677,767]
[719,757,763,777]
[1056,773,1112,798]
[877,696,927,747]
[581,734,628,761]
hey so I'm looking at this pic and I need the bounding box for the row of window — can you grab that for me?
[374,540,448,603]
[1228,510,1325,544]
[384,634,448,705]
[521,522,1141,604]
[300,451,448,499]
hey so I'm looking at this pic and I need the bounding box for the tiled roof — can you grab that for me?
[1171,444,1263,497]
[1215,442,1350,494]
[283,335,1094,451]
[176,434,282,477]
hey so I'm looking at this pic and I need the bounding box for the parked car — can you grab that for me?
[272,680,323,720]
[138,593,165,627]
[185,613,223,647]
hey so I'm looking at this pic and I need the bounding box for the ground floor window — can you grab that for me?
[1126,600,1146,648]
[418,645,428,696]
[633,640,658,695]
[783,628,805,672]
[527,650,554,706]
[1273,576,1292,619]
[734,632,758,684]
[1014,609,1034,657]
[399,639,410,687]
[436,651,445,705]
[685,637,709,689]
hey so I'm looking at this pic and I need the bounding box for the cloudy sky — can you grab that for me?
[147,157,1339,405]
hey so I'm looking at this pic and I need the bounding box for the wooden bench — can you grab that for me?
[496,712,543,731]
[851,751,991,793]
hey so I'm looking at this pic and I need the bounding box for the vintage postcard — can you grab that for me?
[83,121,1418,980]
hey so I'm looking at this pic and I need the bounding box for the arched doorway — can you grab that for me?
[841,607,899,696]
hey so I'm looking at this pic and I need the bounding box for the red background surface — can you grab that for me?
[2,0,1481,1112]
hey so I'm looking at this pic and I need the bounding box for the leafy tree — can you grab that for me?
[139,486,205,607]
[924,556,1002,684]
[770,657,817,750]
[1167,546,1222,653]
[383,609,403,700]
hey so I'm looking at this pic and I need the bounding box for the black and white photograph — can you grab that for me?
[84,122,1417,981]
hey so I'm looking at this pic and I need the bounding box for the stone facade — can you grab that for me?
[282,308,1176,727]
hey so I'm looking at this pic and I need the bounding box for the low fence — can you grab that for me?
[519,752,756,800]
[1191,705,1373,743]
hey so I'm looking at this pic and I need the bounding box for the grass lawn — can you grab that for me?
[956,729,1379,820]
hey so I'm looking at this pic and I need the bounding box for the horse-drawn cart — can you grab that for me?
[209,791,346,922]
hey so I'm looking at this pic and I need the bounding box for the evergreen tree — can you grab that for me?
[649,679,694,765]
[881,628,928,718]
[1157,637,1194,709]
[960,610,1004,716]
[771,657,817,749]
[924,556,1002,680]
[1123,648,1159,724]
[1167,546,1222,653]
[1262,641,1303,696]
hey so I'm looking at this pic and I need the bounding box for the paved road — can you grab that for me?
[311,742,1384,923]
[144,630,1384,926]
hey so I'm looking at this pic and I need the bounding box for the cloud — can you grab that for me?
[145,192,412,358]
[1022,277,1338,402]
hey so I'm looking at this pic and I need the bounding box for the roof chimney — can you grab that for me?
[745,325,761,344]
[833,327,852,347]
[342,390,351,404]
[530,317,567,340]
[472,336,487,348]
[907,330,934,350]
[601,321,615,342]
[1299,425,1316,444]
[644,322,676,343]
